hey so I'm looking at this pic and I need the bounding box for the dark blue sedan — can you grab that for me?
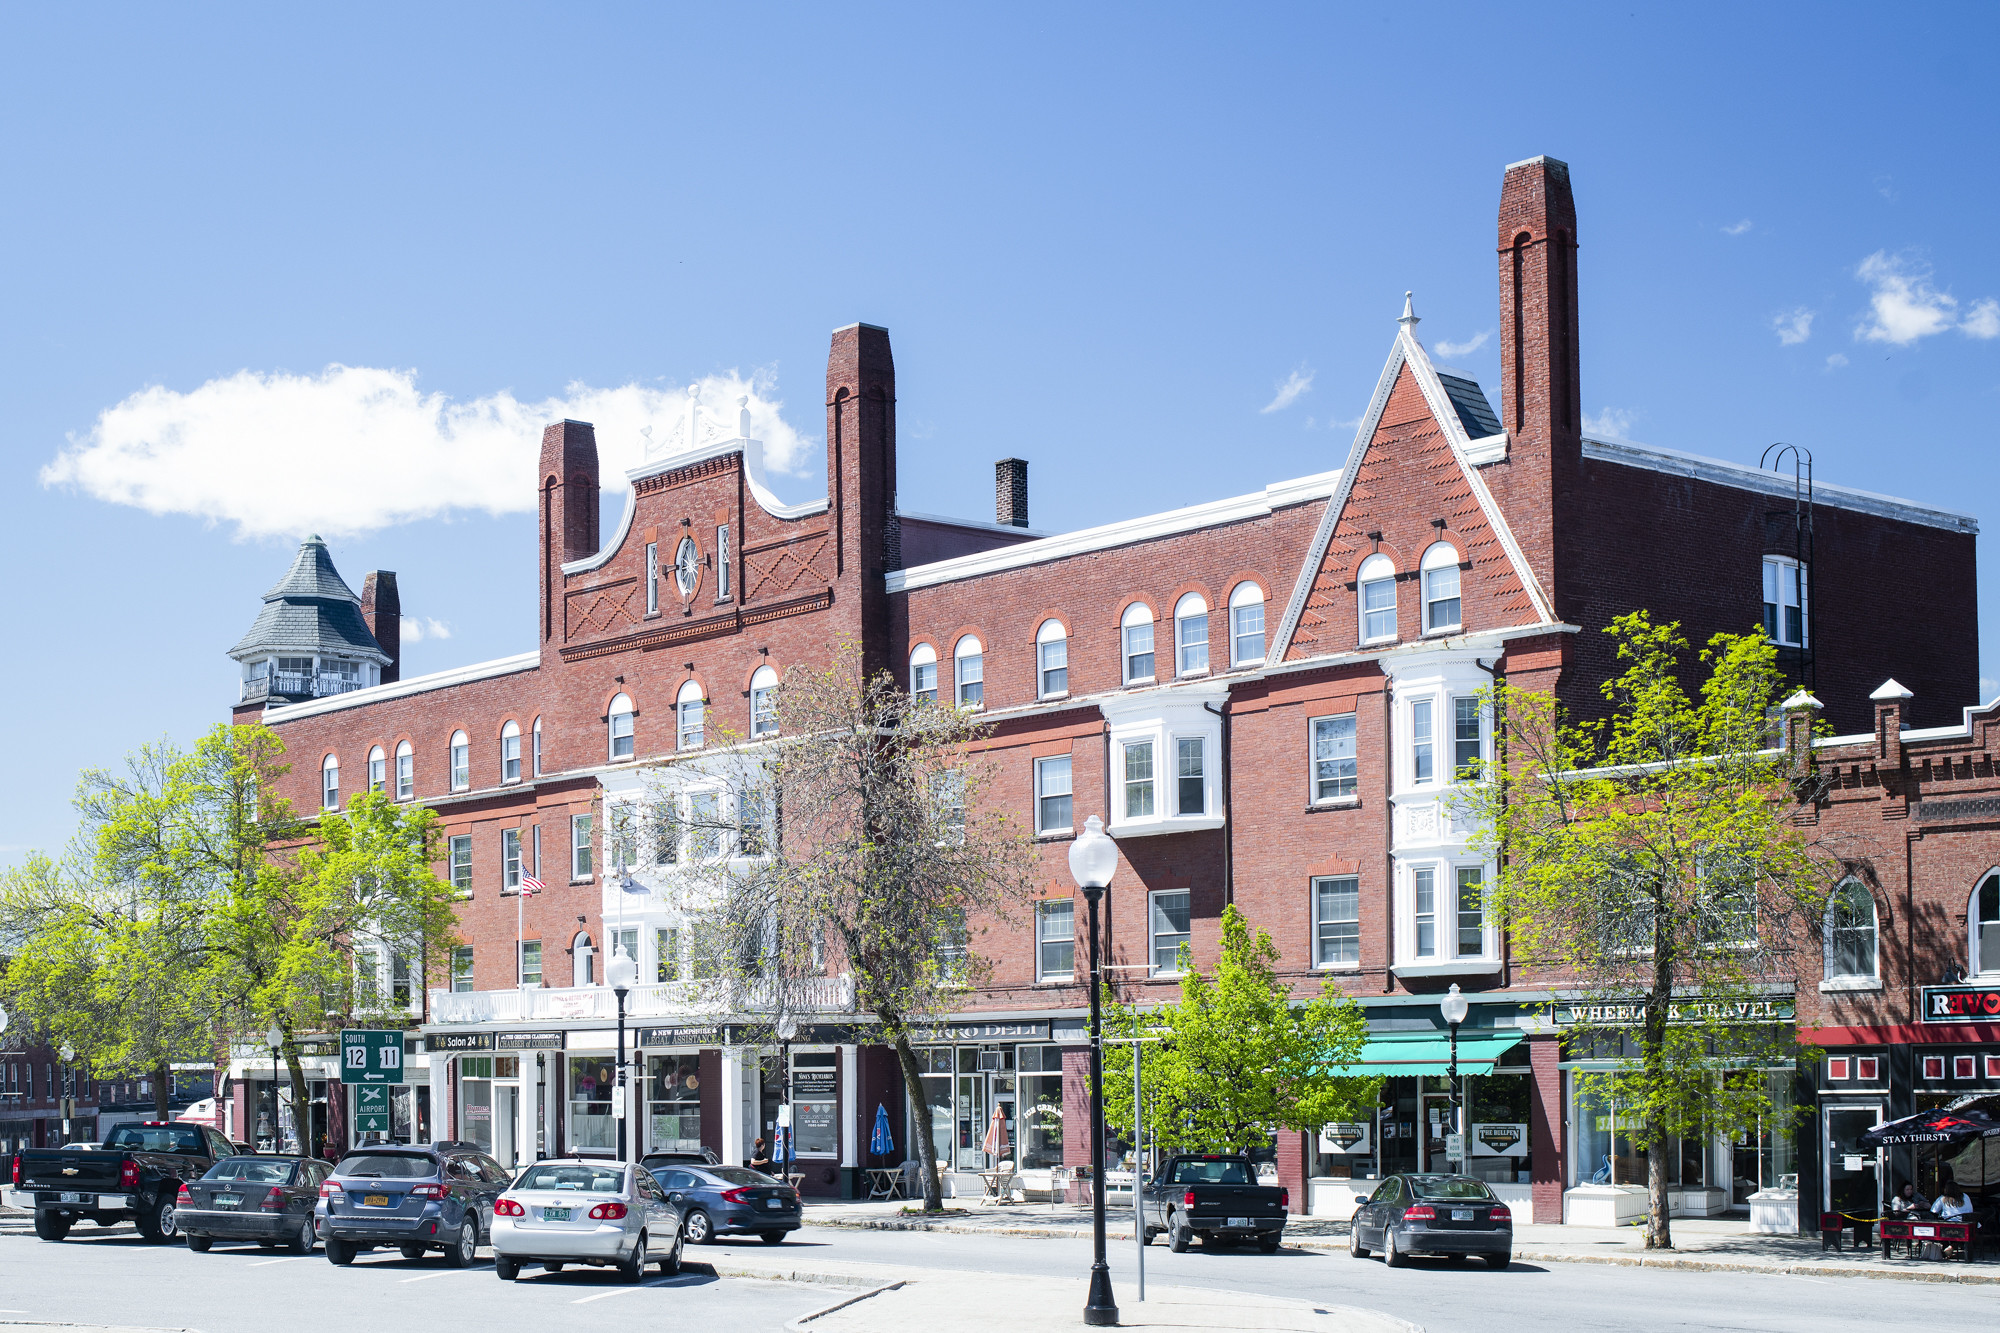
[649,1165,800,1244]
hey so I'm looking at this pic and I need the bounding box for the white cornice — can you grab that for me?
[262,651,542,723]
[1582,437,1978,534]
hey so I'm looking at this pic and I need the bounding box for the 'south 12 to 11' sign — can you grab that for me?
[1921,984,2000,1022]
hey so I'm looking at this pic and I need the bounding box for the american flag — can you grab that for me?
[520,875,544,896]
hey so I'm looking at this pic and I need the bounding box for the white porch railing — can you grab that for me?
[427,974,855,1026]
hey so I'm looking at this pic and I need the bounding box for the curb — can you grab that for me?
[1505,1247,2000,1285]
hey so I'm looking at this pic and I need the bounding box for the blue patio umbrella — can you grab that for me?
[870,1103,895,1158]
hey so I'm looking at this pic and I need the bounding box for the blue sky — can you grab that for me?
[3,3,1997,863]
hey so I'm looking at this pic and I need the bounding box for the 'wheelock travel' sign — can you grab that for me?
[1921,983,2000,1022]
[1560,998,1794,1026]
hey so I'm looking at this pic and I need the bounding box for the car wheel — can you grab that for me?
[34,1213,71,1242]
[442,1220,477,1269]
[759,1230,787,1245]
[494,1257,520,1280]
[325,1237,357,1266]
[400,1244,429,1260]
[684,1209,715,1245]
[292,1215,318,1255]
[659,1222,684,1277]
[1349,1223,1370,1259]
[137,1195,179,1243]
[543,1261,566,1273]
[1259,1234,1282,1255]
[1169,1223,1190,1254]
[1139,1227,1154,1247]
[1485,1251,1511,1271]
[618,1234,647,1283]
[1384,1229,1407,1269]
[186,1234,213,1253]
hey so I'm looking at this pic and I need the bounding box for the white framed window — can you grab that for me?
[367,746,386,793]
[1413,867,1437,957]
[532,716,543,776]
[570,813,594,881]
[716,524,731,599]
[608,805,636,869]
[501,720,522,783]
[1121,603,1156,683]
[449,730,470,791]
[1973,871,2000,976]
[1763,555,1807,648]
[687,791,721,860]
[954,636,984,708]
[676,681,705,750]
[1036,620,1069,697]
[503,828,523,891]
[1312,714,1357,802]
[1174,593,1209,676]
[1037,899,1075,982]
[451,946,474,993]
[1229,583,1266,665]
[909,644,938,703]
[518,940,543,987]
[573,931,596,987]
[1315,876,1360,966]
[1824,880,1878,981]
[1421,542,1462,634]
[1123,740,1155,818]
[1150,889,1191,975]
[1453,697,1482,781]
[1455,866,1485,957]
[448,834,473,895]
[321,754,339,811]
[652,797,680,866]
[645,540,660,615]
[738,787,768,856]
[1175,737,1205,816]
[608,693,635,760]
[394,741,413,800]
[1412,699,1435,784]
[1359,553,1397,644]
[750,665,779,737]
[1035,755,1073,835]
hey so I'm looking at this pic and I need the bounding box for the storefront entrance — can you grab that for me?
[459,1057,522,1168]
[911,1044,1064,1174]
[1823,1104,1882,1216]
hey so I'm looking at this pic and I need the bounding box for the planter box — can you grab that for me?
[1669,1187,1728,1218]
[1747,1187,1798,1235]
[1563,1183,1648,1226]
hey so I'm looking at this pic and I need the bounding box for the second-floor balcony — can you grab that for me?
[428,974,856,1026]
[240,670,370,704]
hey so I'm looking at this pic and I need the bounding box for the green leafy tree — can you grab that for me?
[1103,905,1378,1157]
[1461,613,1830,1250]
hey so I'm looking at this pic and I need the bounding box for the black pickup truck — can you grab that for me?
[1139,1153,1290,1253]
[7,1121,240,1242]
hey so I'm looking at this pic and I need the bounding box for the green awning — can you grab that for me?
[1321,1029,1524,1078]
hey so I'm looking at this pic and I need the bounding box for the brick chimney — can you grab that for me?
[1488,155,1583,616]
[995,458,1029,527]
[539,419,600,646]
[360,571,401,684]
[826,323,898,676]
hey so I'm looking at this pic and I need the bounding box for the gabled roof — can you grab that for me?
[229,535,389,666]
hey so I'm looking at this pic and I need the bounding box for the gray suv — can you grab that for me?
[316,1144,509,1267]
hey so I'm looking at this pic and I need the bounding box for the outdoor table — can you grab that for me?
[977,1169,1015,1202]
[865,1167,905,1200]
[1879,1217,1978,1261]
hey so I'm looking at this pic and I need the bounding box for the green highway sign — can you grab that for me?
[353,1084,391,1134]
[340,1029,407,1085]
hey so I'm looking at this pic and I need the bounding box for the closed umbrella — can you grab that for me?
[981,1103,1010,1165]
[870,1103,895,1159]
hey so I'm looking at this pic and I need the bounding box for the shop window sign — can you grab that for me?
[1921,982,2000,1020]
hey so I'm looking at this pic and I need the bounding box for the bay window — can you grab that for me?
[1123,741,1155,818]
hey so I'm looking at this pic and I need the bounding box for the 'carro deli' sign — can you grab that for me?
[1561,998,1794,1026]
[1921,984,2000,1022]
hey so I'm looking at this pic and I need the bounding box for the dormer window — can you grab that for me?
[1359,554,1397,644]
[910,644,938,703]
[954,636,984,708]
[1175,594,1209,676]
[1121,604,1157,684]
[501,720,522,783]
[449,730,470,791]
[1422,542,1462,634]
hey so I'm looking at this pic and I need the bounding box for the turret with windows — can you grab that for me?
[230,534,397,704]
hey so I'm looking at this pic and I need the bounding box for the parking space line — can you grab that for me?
[570,1277,680,1303]
[250,1257,308,1267]
[399,1269,482,1282]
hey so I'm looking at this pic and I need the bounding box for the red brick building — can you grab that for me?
[226,156,1987,1223]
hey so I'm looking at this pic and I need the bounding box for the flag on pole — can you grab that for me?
[520,875,544,896]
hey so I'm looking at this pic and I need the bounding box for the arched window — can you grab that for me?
[1422,542,1462,634]
[608,693,635,760]
[1358,554,1397,644]
[1974,872,2000,976]
[532,716,544,777]
[1228,583,1266,666]
[954,636,984,707]
[394,740,413,801]
[1036,619,1068,697]
[675,681,705,751]
[573,931,596,987]
[1174,593,1209,676]
[1824,880,1878,981]
[367,746,386,793]
[909,644,938,703]
[500,720,522,783]
[321,754,339,811]
[449,730,470,791]
[1121,603,1157,684]
[750,665,779,737]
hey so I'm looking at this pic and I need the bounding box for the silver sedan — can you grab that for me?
[490,1160,685,1282]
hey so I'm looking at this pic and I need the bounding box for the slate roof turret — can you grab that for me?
[229,535,391,666]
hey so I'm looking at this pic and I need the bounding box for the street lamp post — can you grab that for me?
[59,1044,74,1141]
[265,1020,284,1153]
[775,1015,799,1184]
[609,947,637,1164]
[1068,815,1120,1328]
[1441,984,1469,1171]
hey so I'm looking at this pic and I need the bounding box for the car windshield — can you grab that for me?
[701,1167,779,1187]
[1407,1176,1495,1202]
[516,1164,626,1193]
[204,1158,295,1184]
[102,1126,206,1154]
[339,1154,437,1180]
[1168,1159,1253,1185]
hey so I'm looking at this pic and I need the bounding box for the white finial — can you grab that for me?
[1869,678,1913,701]
[1399,291,1419,328]
[737,396,752,440]
[685,384,700,450]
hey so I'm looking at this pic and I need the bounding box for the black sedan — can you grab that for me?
[179,1155,333,1254]
[1349,1173,1511,1269]
[650,1165,801,1244]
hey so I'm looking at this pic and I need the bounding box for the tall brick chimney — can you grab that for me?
[826,323,897,675]
[360,571,401,684]
[539,419,600,646]
[995,458,1029,527]
[1489,155,1582,617]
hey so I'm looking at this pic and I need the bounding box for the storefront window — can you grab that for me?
[1728,1068,1795,1205]
[793,1052,838,1157]
[1464,1072,1533,1184]
[1018,1046,1064,1171]
[647,1054,701,1154]
[569,1055,616,1154]
[1571,1080,1641,1185]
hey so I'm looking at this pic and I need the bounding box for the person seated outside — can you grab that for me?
[748,1137,775,1172]
[1933,1182,1975,1222]
[1889,1181,1930,1215]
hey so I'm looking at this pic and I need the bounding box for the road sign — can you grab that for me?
[1445,1133,1465,1161]
[340,1029,407,1085]
[354,1084,390,1134]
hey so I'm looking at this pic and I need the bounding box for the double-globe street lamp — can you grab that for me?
[1068,815,1120,1328]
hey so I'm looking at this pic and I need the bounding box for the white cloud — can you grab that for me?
[1723,219,1754,236]
[1582,407,1638,440]
[1260,367,1313,414]
[400,617,452,642]
[40,365,816,540]
[1825,353,1849,370]
[1853,251,1999,345]
[1433,330,1492,358]
[1773,308,1814,345]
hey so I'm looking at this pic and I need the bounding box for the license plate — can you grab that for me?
[363,1194,391,1207]
[1914,1225,1935,1237]
[59,1192,81,1204]
[766,1198,785,1210]
[1453,1209,1474,1221]
[1227,1216,1251,1228]
[214,1194,242,1207]
[543,1206,572,1222]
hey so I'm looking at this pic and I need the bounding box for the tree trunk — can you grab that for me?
[286,1048,312,1159]
[892,1032,944,1212]
[1645,1123,1671,1250]
[153,1058,173,1121]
